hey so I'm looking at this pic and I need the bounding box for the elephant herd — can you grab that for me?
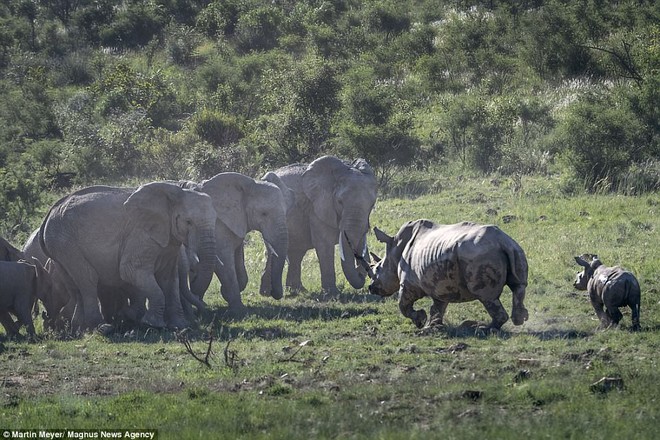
[0,155,642,339]
[0,156,379,337]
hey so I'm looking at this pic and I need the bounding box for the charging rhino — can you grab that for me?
[573,254,641,331]
[367,219,529,330]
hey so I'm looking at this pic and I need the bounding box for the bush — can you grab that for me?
[99,1,166,49]
[191,109,243,148]
[555,93,646,191]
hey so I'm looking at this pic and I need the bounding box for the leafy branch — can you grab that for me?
[579,41,644,86]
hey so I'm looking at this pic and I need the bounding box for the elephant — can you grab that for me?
[0,259,51,339]
[181,172,291,313]
[262,156,378,295]
[0,235,27,334]
[23,228,73,331]
[0,235,23,262]
[25,229,130,331]
[39,182,218,331]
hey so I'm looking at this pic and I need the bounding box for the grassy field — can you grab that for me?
[1,175,659,439]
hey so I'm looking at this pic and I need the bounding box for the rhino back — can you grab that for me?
[590,266,640,305]
[405,223,523,302]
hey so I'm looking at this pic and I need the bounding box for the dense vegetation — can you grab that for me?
[0,0,658,242]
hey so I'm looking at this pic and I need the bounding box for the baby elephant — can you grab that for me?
[574,254,641,331]
[0,259,51,339]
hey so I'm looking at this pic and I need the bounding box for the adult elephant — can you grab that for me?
[39,182,217,330]
[184,172,291,313]
[262,156,377,295]
[0,236,23,262]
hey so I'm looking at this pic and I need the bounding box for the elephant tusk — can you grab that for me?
[343,231,367,263]
[216,256,224,267]
[265,241,280,259]
[339,231,346,262]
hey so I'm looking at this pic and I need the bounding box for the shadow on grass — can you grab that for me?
[99,301,381,344]
[414,323,594,341]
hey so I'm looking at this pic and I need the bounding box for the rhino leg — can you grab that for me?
[429,299,449,327]
[481,298,509,330]
[590,291,612,329]
[607,307,623,326]
[510,285,529,325]
[630,303,641,331]
[398,287,427,329]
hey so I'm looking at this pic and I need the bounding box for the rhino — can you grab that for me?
[573,254,641,331]
[366,219,529,330]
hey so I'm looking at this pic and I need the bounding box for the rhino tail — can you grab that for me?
[503,242,528,288]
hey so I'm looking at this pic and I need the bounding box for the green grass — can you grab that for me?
[1,175,659,439]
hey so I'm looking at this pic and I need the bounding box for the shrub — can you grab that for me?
[99,1,166,49]
[191,109,243,148]
[555,93,646,192]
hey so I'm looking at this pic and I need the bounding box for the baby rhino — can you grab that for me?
[367,220,529,330]
[574,254,641,331]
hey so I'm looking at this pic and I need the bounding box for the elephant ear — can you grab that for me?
[200,173,249,238]
[262,172,295,213]
[124,182,184,247]
[302,156,347,229]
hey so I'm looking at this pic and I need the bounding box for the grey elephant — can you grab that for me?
[39,182,218,331]
[0,235,27,334]
[182,172,291,313]
[574,254,641,331]
[262,156,377,295]
[0,236,23,262]
[0,259,51,339]
[24,229,143,331]
[23,228,74,330]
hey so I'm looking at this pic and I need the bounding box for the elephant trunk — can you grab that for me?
[266,226,289,300]
[339,227,369,290]
[189,229,216,297]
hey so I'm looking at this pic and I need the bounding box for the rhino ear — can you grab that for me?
[373,227,393,245]
[574,256,590,268]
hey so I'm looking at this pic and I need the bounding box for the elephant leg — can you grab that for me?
[14,307,36,339]
[72,272,105,331]
[0,312,19,337]
[215,249,246,313]
[124,271,165,328]
[314,240,338,294]
[429,298,449,326]
[285,247,307,293]
[157,269,188,329]
[481,298,509,330]
[58,296,77,329]
[399,286,427,329]
[235,243,248,293]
